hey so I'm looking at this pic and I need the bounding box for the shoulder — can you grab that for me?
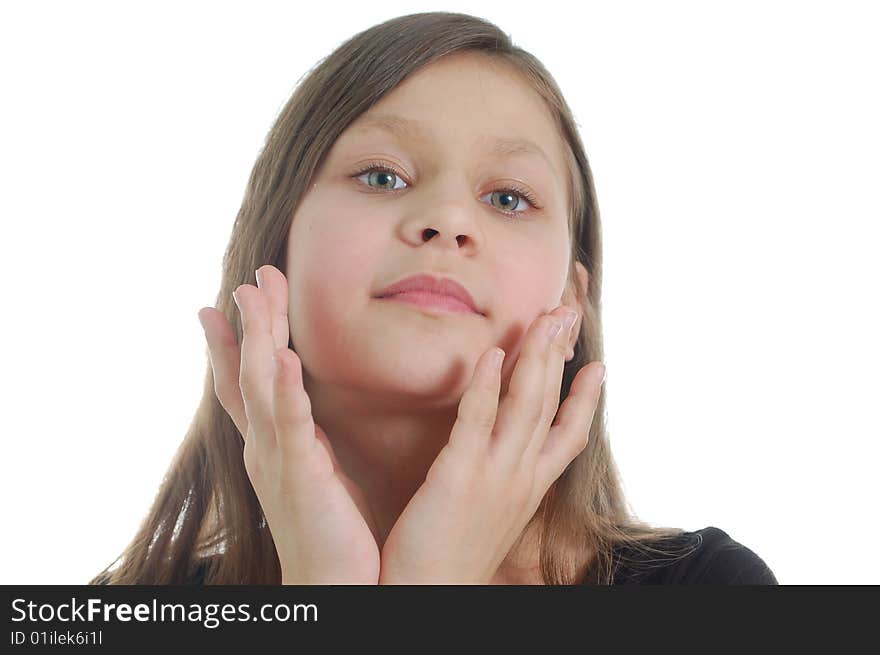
[612,526,778,585]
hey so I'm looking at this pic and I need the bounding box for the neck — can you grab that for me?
[302,366,547,582]
[303,366,460,548]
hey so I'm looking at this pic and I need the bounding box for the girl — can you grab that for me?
[92,11,776,585]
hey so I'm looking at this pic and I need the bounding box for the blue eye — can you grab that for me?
[482,190,528,214]
[356,166,407,191]
[351,161,541,218]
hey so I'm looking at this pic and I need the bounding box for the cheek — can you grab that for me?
[489,241,569,366]
[495,245,567,319]
[285,204,384,352]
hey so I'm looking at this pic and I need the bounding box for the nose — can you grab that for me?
[407,178,482,251]
[420,226,470,248]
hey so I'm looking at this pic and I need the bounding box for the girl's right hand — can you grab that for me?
[198,264,380,584]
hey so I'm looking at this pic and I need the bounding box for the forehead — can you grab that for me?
[341,53,567,178]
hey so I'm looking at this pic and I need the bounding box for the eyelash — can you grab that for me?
[350,161,542,218]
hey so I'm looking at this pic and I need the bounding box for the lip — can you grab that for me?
[375,273,483,315]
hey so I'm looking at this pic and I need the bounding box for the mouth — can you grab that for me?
[376,291,480,315]
[374,272,484,316]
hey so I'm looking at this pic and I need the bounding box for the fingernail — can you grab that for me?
[546,319,563,341]
[599,364,607,386]
[197,310,206,332]
[255,268,263,288]
[232,290,240,308]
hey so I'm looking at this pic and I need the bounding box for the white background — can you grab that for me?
[2,0,877,585]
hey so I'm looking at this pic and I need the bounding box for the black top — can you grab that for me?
[180,526,775,585]
[608,526,777,584]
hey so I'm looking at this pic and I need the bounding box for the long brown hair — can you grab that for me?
[91,11,690,586]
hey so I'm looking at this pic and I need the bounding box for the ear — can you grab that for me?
[559,261,589,362]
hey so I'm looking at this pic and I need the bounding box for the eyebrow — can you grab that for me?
[351,112,557,173]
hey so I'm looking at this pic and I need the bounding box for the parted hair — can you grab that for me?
[91,11,690,586]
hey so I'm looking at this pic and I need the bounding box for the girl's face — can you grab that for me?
[286,51,581,406]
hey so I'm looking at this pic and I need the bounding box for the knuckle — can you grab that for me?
[549,339,568,356]
[524,395,545,426]
[474,410,497,432]
[237,372,256,397]
[214,377,238,403]
[575,428,590,452]
[214,389,238,420]
[426,452,473,497]
[504,388,544,427]
[540,395,557,424]
[458,395,496,432]
[232,419,248,442]
[276,386,310,427]
[275,418,315,461]
[242,441,262,478]
[234,288,248,316]
[276,406,310,438]
[214,393,233,418]
[210,378,224,403]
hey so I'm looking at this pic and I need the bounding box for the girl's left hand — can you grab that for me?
[378,305,606,584]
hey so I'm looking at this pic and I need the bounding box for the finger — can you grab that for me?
[234,284,279,448]
[271,347,379,537]
[535,363,605,491]
[256,265,292,352]
[198,306,248,438]
[489,311,562,468]
[523,306,578,463]
[447,346,505,459]
[270,346,318,457]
